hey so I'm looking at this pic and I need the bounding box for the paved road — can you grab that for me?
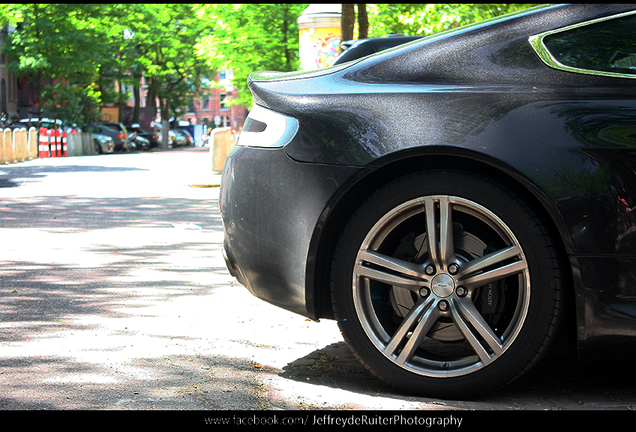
[1,147,636,417]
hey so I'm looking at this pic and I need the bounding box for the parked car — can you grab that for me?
[174,129,193,146]
[152,123,184,147]
[129,132,151,151]
[220,4,636,399]
[130,124,160,148]
[332,34,422,65]
[5,122,28,130]
[170,129,186,147]
[85,123,129,151]
[102,122,130,150]
[92,133,115,155]
[9,118,78,133]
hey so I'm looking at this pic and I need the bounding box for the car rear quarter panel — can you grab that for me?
[288,85,636,356]
[282,82,636,252]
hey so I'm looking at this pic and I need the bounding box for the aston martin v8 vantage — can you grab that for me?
[220,4,636,398]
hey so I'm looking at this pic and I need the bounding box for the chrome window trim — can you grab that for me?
[529,10,636,79]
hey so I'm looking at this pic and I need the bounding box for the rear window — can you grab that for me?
[542,13,636,76]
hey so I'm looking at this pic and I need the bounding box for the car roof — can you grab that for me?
[19,118,62,124]
[343,5,634,82]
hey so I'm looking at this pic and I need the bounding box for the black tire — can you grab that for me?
[331,170,563,399]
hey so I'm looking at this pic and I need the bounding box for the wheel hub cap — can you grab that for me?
[430,273,455,298]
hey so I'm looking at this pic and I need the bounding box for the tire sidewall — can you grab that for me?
[331,170,561,398]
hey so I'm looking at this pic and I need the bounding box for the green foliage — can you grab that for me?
[146,5,214,121]
[41,83,101,129]
[0,3,213,128]
[0,4,105,83]
[196,4,308,107]
[367,4,540,37]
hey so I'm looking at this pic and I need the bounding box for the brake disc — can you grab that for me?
[389,227,488,342]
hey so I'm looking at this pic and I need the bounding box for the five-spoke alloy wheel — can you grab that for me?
[331,170,563,398]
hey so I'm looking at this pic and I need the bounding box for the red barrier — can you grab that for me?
[55,129,62,157]
[39,128,48,158]
[52,129,57,157]
[62,130,67,156]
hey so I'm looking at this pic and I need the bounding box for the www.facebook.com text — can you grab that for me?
[205,413,464,428]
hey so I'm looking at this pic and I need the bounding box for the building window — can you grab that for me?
[220,93,228,111]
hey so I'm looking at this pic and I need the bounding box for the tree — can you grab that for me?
[197,4,308,107]
[0,4,111,124]
[367,4,539,37]
[123,4,214,148]
[0,4,213,143]
[86,5,142,121]
[341,4,368,43]
[41,83,101,129]
[341,4,355,42]
[358,4,369,39]
[341,4,536,55]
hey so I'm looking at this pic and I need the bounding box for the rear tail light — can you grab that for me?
[239,104,298,148]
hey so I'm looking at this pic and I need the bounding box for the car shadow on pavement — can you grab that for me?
[276,340,636,409]
[279,342,395,395]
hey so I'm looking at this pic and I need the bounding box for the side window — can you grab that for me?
[542,13,636,76]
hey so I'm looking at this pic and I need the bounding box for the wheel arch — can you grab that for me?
[307,147,575,328]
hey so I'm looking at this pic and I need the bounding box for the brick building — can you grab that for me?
[182,69,248,132]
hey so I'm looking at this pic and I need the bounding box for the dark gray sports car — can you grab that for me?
[220,4,636,399]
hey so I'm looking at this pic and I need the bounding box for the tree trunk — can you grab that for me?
[34,4,42,123]
[341,4,355,43]
[357,4,368,39]
[161,96,170,150]
[146,78,158,123]
[117,76,124,123]
[282,5,291,71]
[132,83,140,124]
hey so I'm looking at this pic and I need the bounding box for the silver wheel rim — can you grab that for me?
[353,195,530,378]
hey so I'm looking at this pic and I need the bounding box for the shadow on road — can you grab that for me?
[0,195,221,230]
[275,339,636,409]
[0,352,271,410]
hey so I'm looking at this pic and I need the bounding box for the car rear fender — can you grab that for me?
[307,147,574,321]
